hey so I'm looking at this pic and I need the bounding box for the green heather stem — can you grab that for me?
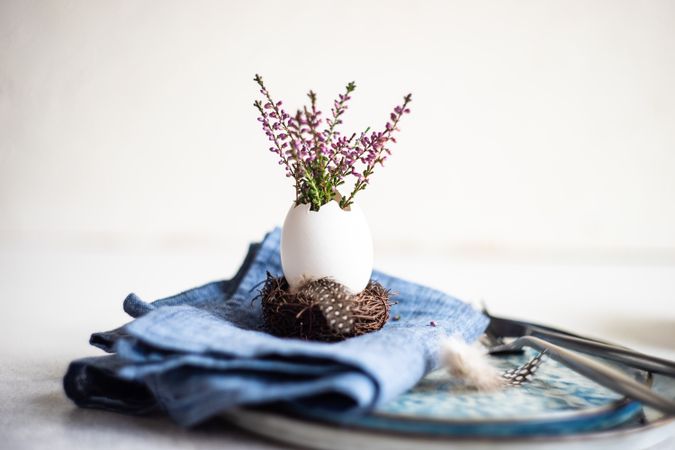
[340,94,412,209]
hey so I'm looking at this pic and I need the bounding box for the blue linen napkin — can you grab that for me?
[64,229,489,426]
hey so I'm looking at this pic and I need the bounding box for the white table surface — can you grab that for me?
[1,243,674,449]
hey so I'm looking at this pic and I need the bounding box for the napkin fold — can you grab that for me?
[64,229,489,426]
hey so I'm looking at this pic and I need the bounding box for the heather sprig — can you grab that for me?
[254,74,411,211]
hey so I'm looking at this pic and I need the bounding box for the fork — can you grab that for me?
[485,311,675,376]
[483,310,675,417]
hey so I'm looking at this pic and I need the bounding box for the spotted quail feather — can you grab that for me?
[502,350,547,386]
[298,279,355,334]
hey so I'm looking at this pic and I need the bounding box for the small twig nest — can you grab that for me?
[260,273,392,342]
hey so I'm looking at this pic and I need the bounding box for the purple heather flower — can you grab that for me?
[253,74,411,210]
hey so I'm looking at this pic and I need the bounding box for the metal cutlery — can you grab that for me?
[485,311,675,376]
[483,309,675,415]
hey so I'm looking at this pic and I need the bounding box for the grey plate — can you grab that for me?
[223,353,675,449]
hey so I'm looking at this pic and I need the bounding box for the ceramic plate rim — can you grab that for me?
[371,396,641,425]
[225,408,675,447]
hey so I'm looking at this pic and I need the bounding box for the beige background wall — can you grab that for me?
[2,0,674,261]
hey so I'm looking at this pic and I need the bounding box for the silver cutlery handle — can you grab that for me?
[528,327,675,376]
[502,336,675,415]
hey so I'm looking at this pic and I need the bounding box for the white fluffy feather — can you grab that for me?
[440,335,503,391]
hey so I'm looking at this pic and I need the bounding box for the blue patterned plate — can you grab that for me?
[225,357,675,448]
[294,349,647,437]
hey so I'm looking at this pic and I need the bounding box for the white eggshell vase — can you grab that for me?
[280,200,373,294]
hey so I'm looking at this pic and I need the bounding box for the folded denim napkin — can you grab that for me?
[64,229,489,426]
